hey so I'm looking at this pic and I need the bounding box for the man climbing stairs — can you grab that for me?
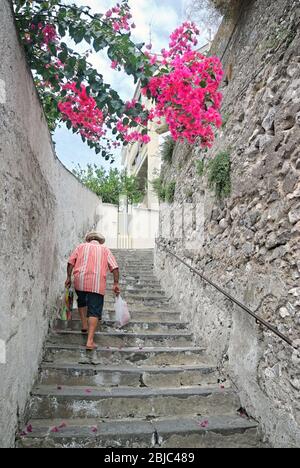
[18,250,263,448]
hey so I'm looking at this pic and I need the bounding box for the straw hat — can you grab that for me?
[85,231,105,244]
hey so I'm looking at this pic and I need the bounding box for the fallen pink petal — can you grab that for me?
[26,424,33,433]
[58,422,67,429]
[198,420,209,428]
[91,426,98,433]
[85,389,92,393]
[51,427,59,433]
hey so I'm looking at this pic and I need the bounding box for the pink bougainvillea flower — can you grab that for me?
[20,431,27,437]
[26,424,33,433]
[51,427,59,433]
[41,24,57,45]
[91,426,98,433]
[111,60,119,70]
[141,22,223,149]
[58,83,105,143]
[198,419,209,428]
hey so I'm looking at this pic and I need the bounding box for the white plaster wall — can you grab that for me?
[96,203,119,249]
[130,207,159,249]
[0,0,101,447]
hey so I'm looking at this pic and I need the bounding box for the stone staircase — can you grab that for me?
[18,249,263,448]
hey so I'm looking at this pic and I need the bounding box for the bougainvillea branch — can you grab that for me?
[12,0,223,160]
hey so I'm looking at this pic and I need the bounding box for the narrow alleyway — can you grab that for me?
[18,250,263,448]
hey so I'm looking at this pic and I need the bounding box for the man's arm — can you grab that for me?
[107,249,120,296]
[112,268,120,296]
[65,263,74,288]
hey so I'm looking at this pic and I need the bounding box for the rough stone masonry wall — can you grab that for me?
[155,0,300,447]
[0,1,101,447]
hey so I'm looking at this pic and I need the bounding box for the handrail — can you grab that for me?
[156,240,295,348]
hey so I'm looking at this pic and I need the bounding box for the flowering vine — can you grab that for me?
[13,0,223,160]
[142,23,223,147]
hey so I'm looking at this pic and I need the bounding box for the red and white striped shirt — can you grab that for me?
[68,241,118,296]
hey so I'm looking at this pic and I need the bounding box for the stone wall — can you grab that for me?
[0,1,101,448]
[155,0,300,447]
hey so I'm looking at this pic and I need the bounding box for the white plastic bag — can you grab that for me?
[115,296,130,328]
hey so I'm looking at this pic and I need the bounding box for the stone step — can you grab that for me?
[39,363,219,388]
[109,290,166,297]
[119,273,157,278]
[17,414,261,448]
[29,385,240,420]
[72,309,181,322]
[44,344,207,367]
[104,311,182,322]
[48,330,194,348]
[116,287,163,294]
[54,319,189,333]
[120,269,155,273]
[105,297,171,306]
[105,295,168,304]
[104,299,174,309]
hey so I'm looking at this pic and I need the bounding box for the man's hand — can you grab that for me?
[65,277,72,288]
[113,283,121,296]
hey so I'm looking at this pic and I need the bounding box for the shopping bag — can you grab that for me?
[60,287,74,321]
[115,296,130,328]
[66,287,74,320]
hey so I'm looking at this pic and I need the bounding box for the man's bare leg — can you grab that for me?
[79,306,88,332]
[86,317,98,349]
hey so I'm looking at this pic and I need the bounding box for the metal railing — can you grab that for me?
[156,240,295,348]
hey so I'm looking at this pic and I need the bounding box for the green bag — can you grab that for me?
[60,288,74,321]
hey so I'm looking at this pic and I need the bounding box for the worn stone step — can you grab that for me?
[119,273,158,279]
[118,286,163,293]
[30,385,240,420]
[44,344,207,367]
[39,363,219,388]
[48,330,194,348]
[17,415,261,448]
[54,319,189,333]
[103,296,170,304]
[121,268,155,271]
[106,283,165,296]
[105,297,171,306]
[106,288,166,300]
[106,280,161,287]
[104,297,168,306]
[112,276,160,283]
[72,309,181,322]
[103,307,180,322]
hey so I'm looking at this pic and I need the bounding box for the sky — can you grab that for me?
[53,0,196,172]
